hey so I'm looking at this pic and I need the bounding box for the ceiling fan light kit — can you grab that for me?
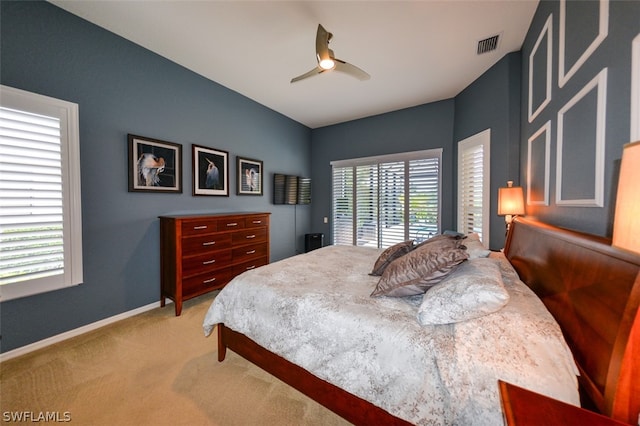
[291,24,370,83]
[319,58,335,70]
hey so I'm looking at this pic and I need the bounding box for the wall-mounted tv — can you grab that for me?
[273,173,311,205]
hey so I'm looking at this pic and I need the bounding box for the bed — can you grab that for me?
[203,217,640,425]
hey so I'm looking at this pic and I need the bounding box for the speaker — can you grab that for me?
[305,233,324,252]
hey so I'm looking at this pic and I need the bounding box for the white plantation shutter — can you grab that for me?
[408,157,440,242]
[0,85,82,301]
[332,149,441,248]
[379,161,404,247]
[356,164,377,245]
[332,166,353,245]
[457,130,490,244]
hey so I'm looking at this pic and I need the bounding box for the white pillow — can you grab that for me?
[417,257,509,325]
[463,233,491,259]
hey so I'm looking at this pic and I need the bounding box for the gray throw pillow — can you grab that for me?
[371,236,468,297]
[370,240,415,276]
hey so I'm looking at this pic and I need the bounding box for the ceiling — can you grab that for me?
[49,1,539,129]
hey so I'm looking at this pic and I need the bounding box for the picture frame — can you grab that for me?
[128,134,182,193]
[237,156,263,196]
[193,144,229,196]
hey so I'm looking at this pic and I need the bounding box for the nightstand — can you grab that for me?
[498,380,632,426]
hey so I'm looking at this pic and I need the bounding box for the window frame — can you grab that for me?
[331,149,442,248]
[457,129,491,246]
[0,85,83,301]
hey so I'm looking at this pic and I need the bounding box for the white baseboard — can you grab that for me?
[0,300,172,362]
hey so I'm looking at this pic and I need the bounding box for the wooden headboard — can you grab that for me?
[504,217,640,424]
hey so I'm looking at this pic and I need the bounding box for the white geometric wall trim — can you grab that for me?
[529,14,553,123]
[556,68,607,207]
[559,0,609,88]
[632,33,640,141]
[527,121,551,206]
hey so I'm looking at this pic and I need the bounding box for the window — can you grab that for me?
[457,129,490,245]
[331,149,441,248]
[0,85,83,301]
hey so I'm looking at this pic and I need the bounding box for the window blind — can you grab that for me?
[457,130,490,244]
[0,107,65,284]
[0,85,82,301]
[332,149,441,249]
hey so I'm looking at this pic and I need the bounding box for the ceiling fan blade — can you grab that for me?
[291,24,369,83]
[290,67,325,83]
[315,24,332,65]
[334,59,371,81]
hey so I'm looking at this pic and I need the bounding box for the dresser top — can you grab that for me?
[159,212,271,219]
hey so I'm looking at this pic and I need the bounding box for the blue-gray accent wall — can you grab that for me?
[310,100,456,242]
[0,1,311,352]
[520,0,640,236]
[310,52,522,251]
[1,0,638,354]
[453,52,523,248]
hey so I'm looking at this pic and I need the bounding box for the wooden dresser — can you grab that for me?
[159,212,270,315]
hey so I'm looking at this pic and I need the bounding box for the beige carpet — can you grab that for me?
[0,292,350,425]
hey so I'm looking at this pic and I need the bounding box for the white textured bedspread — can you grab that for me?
[203,245,579,425]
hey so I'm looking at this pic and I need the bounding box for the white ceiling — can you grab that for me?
[49,1,539,129]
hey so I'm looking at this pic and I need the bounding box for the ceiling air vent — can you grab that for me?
[477,34,500,54]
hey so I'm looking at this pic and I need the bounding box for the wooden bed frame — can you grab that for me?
[217,217,640,425]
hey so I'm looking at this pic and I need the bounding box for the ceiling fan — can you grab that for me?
[290,24,370,83]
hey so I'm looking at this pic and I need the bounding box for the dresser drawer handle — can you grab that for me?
[245,234,256,239]
[252,220,262,224]
[193,225,208,230]
[203,277,216,284]
[226,222,238,227]
[202,259,216,265]
[245,265,256,270]
[246,250,256,255]
[202,241,216,246]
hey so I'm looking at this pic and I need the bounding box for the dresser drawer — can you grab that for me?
[182,233,232,254]
[232,227,267,245]
[245,215,269,228]
[182,250,232,278]
[182,267,233,295]
[217,217,245,230]
[181,219,218,237]
[232,242,268,262]
[232,256,268,275]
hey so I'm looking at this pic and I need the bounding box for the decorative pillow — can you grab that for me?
[370,240,415,276]
[371,236,469,297]
[462,233,491,259]
[413,233,462,250]
[416,257,509,325]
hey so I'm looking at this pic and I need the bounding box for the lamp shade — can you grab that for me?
[612,140,640,253]
[498,181,525,216]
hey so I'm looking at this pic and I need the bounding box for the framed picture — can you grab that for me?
[192,144,229,196]
[128,134,182,193]
[237,157,263,196]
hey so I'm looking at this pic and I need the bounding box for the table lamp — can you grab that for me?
[498,181,525,232]
[612,140,640,254]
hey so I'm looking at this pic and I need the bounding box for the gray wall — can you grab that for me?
[2,0,638,354]
[310,52,521,251]
[520,0,640,236]
[453,52,523,249]
[310,100,456,242]
[0,1,311,353]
